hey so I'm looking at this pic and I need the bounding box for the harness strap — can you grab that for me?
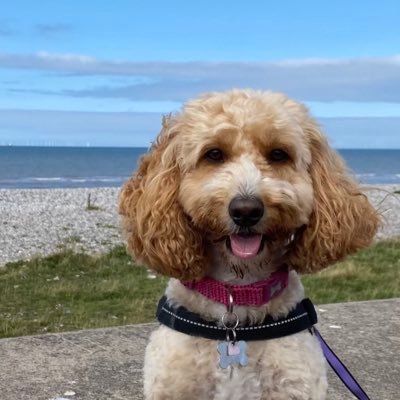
[157,296,317,341]
[312,327,370,400]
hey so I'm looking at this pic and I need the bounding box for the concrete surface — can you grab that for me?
[0,298,399,400]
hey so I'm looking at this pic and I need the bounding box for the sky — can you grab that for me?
[0,0,400,148]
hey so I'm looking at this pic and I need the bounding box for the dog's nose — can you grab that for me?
[228,197,264,227]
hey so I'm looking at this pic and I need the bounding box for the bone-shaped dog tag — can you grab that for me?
[217,340,248,369]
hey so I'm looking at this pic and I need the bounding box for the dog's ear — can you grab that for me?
[119,117,206,281]
[289,119,380,273]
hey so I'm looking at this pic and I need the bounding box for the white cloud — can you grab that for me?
[34,23,74,35]
[36,51,94,63]
[1,52,400,102]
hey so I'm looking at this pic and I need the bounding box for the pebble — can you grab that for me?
[0,185,399,267]
[0,187,122,266]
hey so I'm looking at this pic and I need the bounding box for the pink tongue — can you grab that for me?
[230,234,263,259]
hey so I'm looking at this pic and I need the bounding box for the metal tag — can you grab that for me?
[217,340,248,369]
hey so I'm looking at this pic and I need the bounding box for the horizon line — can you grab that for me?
[1,145,400,151]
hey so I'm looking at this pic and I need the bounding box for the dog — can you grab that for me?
[119,90,379,400]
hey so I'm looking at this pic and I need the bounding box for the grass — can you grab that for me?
[86,205,102,211]
[85,193,102,211]
[0,240,399,338]
[303,240,400,303]
[0,246,167,338]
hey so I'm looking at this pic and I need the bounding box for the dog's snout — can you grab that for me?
[228,197,264,227]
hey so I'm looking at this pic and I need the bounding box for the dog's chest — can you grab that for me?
[213,365,263,400]
[144,326,327,400]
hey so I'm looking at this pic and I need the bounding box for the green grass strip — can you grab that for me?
[0,240,399,338]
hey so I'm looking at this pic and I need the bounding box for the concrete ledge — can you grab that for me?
[0,299,399,399]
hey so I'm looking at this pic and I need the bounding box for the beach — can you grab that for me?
[0,188,122,266]
[0,185,399,267]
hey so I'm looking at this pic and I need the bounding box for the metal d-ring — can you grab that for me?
[221,311,239,330]
[221,287,239,343]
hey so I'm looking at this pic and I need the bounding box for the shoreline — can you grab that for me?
[1,185,399,267]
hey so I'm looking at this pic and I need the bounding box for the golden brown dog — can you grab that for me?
[120,90,378,400]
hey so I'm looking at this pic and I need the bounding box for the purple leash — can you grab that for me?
[312,327,370,400]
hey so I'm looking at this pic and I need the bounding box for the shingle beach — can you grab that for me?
[0,185,399,266]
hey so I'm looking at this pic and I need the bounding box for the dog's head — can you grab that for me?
[119,90,379,280]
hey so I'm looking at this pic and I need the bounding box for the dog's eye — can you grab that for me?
[268,149,289,162]
[205,148,224,162]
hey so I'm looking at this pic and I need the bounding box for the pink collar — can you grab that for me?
[183,267,289,307]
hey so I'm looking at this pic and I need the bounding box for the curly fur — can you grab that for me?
[119,89,379,400]
[289,118,379,272]
[119,124,206,280]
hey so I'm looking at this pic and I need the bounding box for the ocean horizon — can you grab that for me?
[0,146,399,189]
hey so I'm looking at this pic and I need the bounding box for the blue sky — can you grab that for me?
[0,0,400,148]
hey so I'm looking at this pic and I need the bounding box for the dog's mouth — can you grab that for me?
[215,228,301,260]
[226,233,264,259]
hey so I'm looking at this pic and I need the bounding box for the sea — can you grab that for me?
[0,146,399,189]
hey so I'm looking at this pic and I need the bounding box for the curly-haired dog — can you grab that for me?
[119,90,379,400]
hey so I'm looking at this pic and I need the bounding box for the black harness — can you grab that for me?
[157,296,317,341]
[156,296,371,399]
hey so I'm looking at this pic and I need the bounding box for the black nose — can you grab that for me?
[228,197,264,227]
